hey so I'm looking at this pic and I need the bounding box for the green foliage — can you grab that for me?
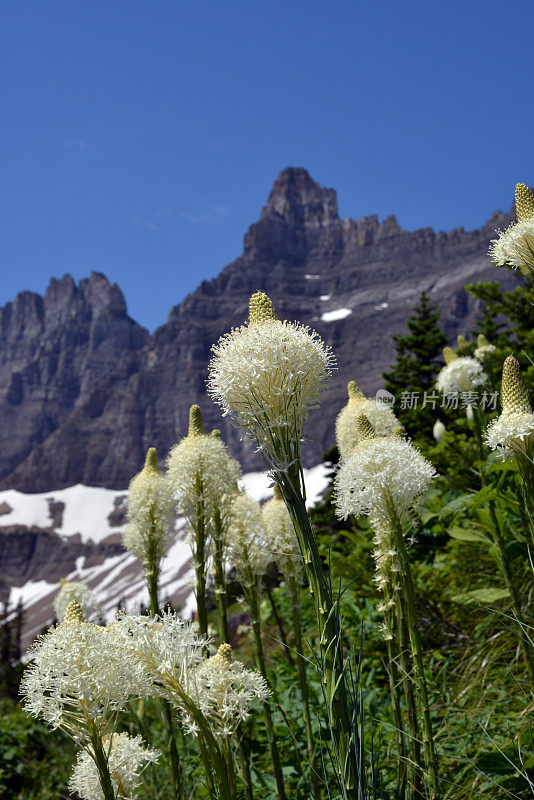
[383,290,447,441]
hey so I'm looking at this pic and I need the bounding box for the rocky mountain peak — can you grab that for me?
[261,167,338,226]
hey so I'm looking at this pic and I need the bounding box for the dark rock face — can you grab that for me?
[0,168,519,490]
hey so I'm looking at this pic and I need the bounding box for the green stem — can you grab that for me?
[236,731,255,800]
[383,604,407,800]
[213,508,229,643]
[288,572,320,800]
[390,517,440,799]
[278,468,362,799]
[393,588,421,800]
[267,584,294,666]
[88,725,116,800]
[147,548,184,800]
[245,573,287,800]
[194,475,209,638]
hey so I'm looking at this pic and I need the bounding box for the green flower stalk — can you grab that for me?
[226,492,287,800]
[123,447,184,800]
[335,416,440,799]
[262,485,321,800]
[167,406,240,638]
[209,292,366,797]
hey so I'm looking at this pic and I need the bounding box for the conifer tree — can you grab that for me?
[383,290,447,440]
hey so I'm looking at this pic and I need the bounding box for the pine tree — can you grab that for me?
[383,290,447,440]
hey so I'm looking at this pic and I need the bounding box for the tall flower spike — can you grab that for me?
[248,291,276,324]
[189,404,205,437]
[501,356,531,414]
[515,183,534,223]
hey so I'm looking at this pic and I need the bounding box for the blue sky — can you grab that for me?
[2,0,533,331]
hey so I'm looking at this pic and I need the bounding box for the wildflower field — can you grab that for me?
[2,182,534,799]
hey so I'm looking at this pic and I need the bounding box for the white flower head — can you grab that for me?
[185,643,270,737]
[261,486,302,577]
[110,610,207,687]
[335,381,400,462]
[69,732,159,800]
[489,184,534,279]
[226,492,272,580]
[123,448,175,570]
[334,418,436,526]
[20,606,154,736]
[484,355,534,459]
[54,579,103,623]
[167,406,241,525]
[208,292,335,469]
[436,348,487,395]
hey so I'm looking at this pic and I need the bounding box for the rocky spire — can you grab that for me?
[261,167,338,226]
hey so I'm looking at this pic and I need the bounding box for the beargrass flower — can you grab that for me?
[335,416,436,526]
[185,643,270,737]
[474,334,496,362]
[485,355,534,459]
[69,732,159,800]
[261,485,301,577]
[54,579,103,624]
[489,183,534,279]
[20,602,153,738]
[167,406,241,523]
[122,448,174,571]
[226,493,272,579]
[208,291,335,469]
[435,347,487,395]
[335,380,400,462]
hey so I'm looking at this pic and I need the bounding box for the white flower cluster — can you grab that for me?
[208,292,335,468]
[54,579,103,624]
[69,732,158,800]
[20,610,154,735]
[336,382,399,462]
[436,356,487,395]
[261,490,301,577]
[489,219,534,278]
[186,644,270,737]
[485,412,534,459]
[167,432,240,524]
[474,335,496,362]
[226,493,272,580]
[335,436,436,526]
[110,610,207,686]
[123,448,175,570]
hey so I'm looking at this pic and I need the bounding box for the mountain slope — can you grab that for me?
[0,167,518,491]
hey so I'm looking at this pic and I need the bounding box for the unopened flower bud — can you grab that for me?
[515,183,534,223]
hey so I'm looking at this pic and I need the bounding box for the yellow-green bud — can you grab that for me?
[216,642,233,662]
[477,334,490,348]
[393,426,405,438]
[347,380,365,401]
[63,600,84,624]
[143,447,159,474]
[515,183,534,223]
[210,429,221,439]
[248,291,276,325]
[443,346,458,365]
[272,484,283,501]
[357,414,377,444]
[501,355,531,414]
[188,405,205,437]
[457,335,470,352]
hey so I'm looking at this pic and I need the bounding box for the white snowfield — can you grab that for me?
[1,464,330,645]
[321,308,352,322]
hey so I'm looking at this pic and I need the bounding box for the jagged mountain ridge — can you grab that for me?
[0,167,517,491]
